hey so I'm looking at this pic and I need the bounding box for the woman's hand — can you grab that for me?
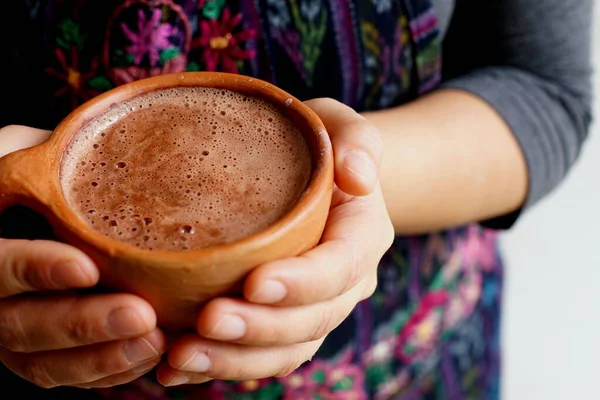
[157,99,394,386]
[0,125,167,389]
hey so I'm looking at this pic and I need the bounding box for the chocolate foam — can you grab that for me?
[61,87,311,251]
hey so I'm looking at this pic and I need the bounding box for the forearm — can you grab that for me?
[364,89,528,234]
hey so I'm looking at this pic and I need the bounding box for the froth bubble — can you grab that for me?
[180,225,194,234]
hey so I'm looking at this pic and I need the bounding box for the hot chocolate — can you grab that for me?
[60,87,312,251]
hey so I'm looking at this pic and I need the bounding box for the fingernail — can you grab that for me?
[165,374,190,387]
[209,314,246,340]
[108,307,147,336]
[180,351,211,373]
[133,359,158,374]
[51,261,96,288]
[251,279,287,304]
[125,337,159,364]
[343,150,377,185]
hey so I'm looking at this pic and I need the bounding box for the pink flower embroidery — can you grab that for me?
[192,8,256,72]
[459,225,498,272]
[45,46,100,109]
[281,352,367,400]
[121,8,177,67]
[396,291,448,363]
[374,370,411,400]
[361,334,397,366]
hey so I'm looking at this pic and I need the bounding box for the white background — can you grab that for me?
[501,3,600,399]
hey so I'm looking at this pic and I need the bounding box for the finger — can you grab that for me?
[72,358,160,388]
[0,125,51,158]
[0,329,166,388]
[198,278,373,346]
[305,98,383,196]
[244,186,393,306]
[158,334,324,385]
[0,239,99,298]
[0,293,157,352]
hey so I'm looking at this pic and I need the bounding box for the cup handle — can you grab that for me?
[0,145,52,215]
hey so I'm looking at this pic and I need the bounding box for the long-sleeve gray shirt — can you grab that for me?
[439,0,594,227]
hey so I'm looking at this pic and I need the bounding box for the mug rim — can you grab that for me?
[45,72,333,263]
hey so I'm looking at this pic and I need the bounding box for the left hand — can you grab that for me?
[156,98,395,386]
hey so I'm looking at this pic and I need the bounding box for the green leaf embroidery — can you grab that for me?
[56,19,87,50]
[312,370,326,384]
[56,37,69,51]
[255,383,284,400]
[288,0,327,87]
[187,61,201,72]
[331,376,354,391]
[202,0,226,19]
[88,76,113,92]
[160,47,180,64]
[392,309,411,333]
[365,363,393,389]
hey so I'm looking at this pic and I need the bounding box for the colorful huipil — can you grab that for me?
[2,1,502,399]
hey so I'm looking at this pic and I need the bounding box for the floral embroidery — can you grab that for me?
[396,291,448,363]
[267,0,327,86]
[208,378,284,400]
[191,7,256,73]
[372,0,392,14]
[56,18,88,50]
[200,0,226,19]
[361,14,413,110]
[45,46,100,109]
[24,0,42,19]
[300,0,321,21]
[104,0,191,86]
[121,9,177,67]
[280,351,367,400]
[30,1,503,399]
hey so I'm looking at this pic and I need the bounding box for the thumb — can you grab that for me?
[304,98,383,196]
[0,125,52,158]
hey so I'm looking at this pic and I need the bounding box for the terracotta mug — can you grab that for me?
[0,72,334,332]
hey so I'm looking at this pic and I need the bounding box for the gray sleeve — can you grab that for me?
[440,0,594,228]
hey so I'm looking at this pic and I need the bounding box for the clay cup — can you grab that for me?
[0,72,334,331]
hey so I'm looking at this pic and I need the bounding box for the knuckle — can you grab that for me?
[274,356,304,378]
[346,250,363,290]
[5,246,45,294]
[227,364,247,381]
[207,359,242,381]
[64,312,96,346]
[22,358,58,388]
[95,355,128,376]
[361,277,378,301]
[308,308,336,342]
[275,363,300,378]
[0,309,30,353]
[274,345,316,378]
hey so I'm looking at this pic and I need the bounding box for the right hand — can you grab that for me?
[0,125,166,388]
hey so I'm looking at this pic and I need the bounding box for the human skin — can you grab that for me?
[0,92,525,387]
